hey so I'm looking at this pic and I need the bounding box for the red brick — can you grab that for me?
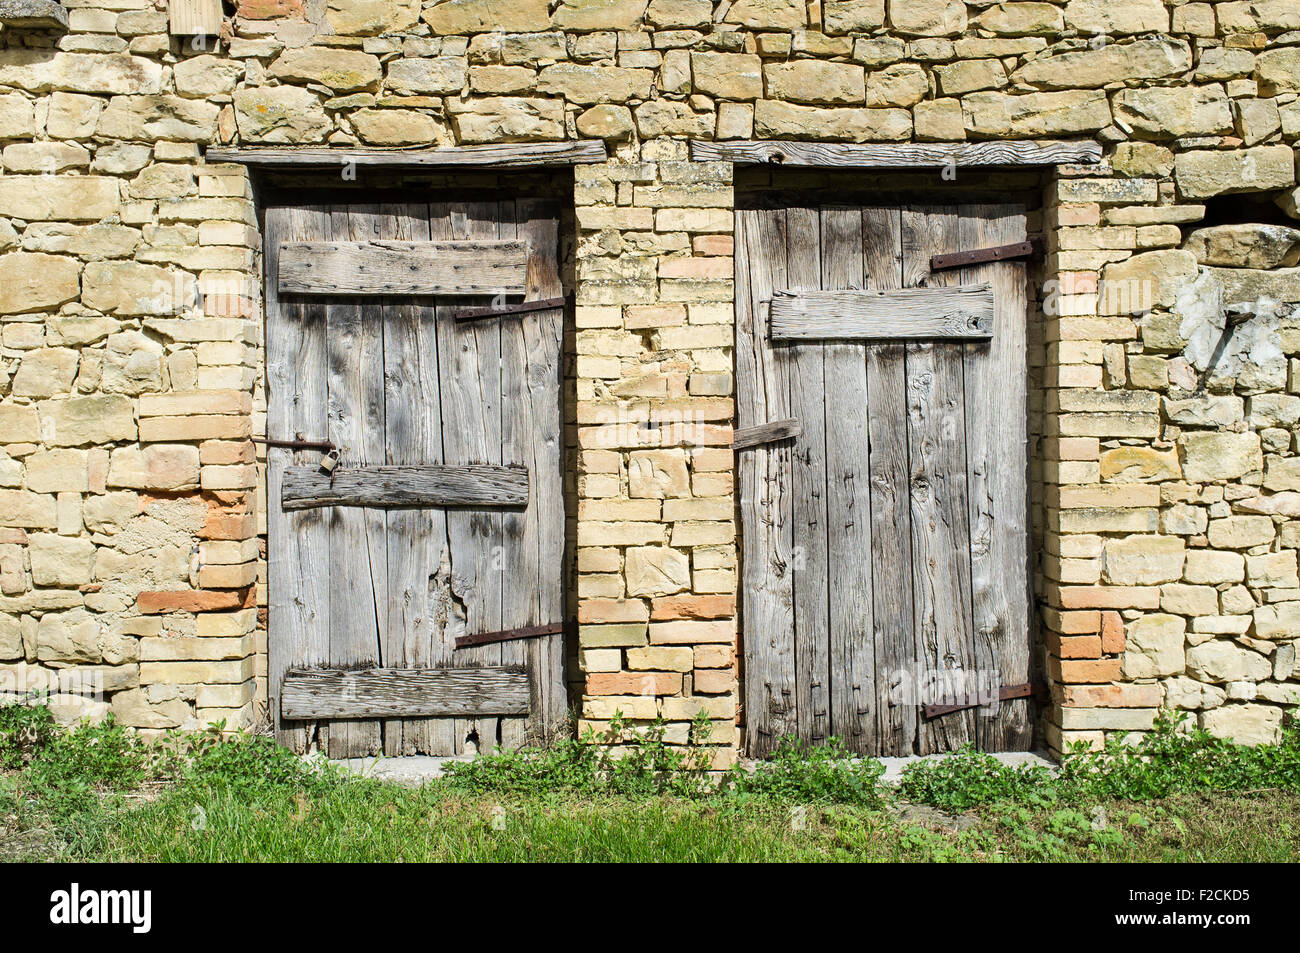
[691,235,733,256]
[1057,683,1161,708]
[1047,633,1103,659]
[1100,610,1126,654]
[138,588,250,614]
[693,669,736,694]
[579,599,649,624]
[585,672,682,696]
[1059,586,1160,610]
[650,594,735,620]
[1056,609,1101,634]
[1049,657,1122,684]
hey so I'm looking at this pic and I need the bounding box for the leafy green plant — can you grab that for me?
[724,736,886,806]
[0,703,56,768]
[896,745,1057,811]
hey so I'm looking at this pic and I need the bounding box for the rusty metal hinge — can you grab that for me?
[452,295,569,323]
[930,239,1041,272]
[253,435,335,452]
[454,619,575,651]
[923,681,1042,720]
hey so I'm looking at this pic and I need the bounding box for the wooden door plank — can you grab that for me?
[862,206,916,757]
[325,203,387,758]
[732,418,801,450]
[785,206,830,746]
[768,284,995,340]
[441,199,506,754]
[376,200,445,755]
[902,207,978,755]
[960,204,1033,751]
[278,240,528,296]
[266,203,332,753]
[280,464,528,509]
[281,667,530,720]
[820,206,875,755]
[735,204,798,757]
[504,197,566,745]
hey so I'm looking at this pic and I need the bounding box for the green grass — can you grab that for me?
[2,705,1298,863]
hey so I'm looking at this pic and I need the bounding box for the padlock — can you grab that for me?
[319,448,340,476]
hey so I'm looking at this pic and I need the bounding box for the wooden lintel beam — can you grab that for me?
[691,139,1102,168]
[206,140,607,169]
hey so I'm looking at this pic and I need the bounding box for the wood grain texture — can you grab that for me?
[902,207,977,756]
[281,464,529,510]
[168,0,221,35]
[820,206,875,756]
[325,203,386,758]
[265,202,332,752]
[692,139,1102,167]
[208,141,607,169]
[278,240,527,296]
[281,667,530,719]
[440,199,506,754]
[960,205,1033,752]
[377,200,446,756]
[732,418,801,450]
[786,205,830,746]
[735,204,798,757]
[769,284,994,340]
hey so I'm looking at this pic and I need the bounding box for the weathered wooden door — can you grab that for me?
[736,200,1032,758]
[264,195,566,758]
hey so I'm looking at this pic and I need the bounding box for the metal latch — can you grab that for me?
[923,681,1041,719]
[930,240,1041,272]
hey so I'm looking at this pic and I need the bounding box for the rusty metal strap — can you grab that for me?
[923,681,1038,720]
[930,240,1039,272]
[454,620,573,651]
[451,295,568,322]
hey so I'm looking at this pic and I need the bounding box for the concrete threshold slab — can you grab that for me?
[329,754,474,785]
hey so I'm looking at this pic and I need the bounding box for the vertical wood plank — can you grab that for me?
[505,197,566,744]
[902,206,977,755]
[325,203,387,758]
[441,200,505,754]
[266,203,332,753]
[784,206,830,746]
[381,200,455,756]
[862,206,916,757]
[960,204,1033,751]
[735,203,797,756]
[820,206,875,755]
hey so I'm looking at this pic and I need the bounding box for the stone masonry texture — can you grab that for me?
[0,0,1298,759]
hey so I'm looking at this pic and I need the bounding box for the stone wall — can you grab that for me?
[0,0,1298,756]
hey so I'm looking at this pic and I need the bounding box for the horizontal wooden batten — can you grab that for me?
[281,666,530,720]
[732,418,802,450]
[769,284,995,341]
[281,464,529,510]
[279,239,527,296]
[206,140,607,168]
[692,139,1102,168]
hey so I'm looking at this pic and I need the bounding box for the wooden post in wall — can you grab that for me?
[169,0,222,37]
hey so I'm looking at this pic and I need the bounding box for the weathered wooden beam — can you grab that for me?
[732,418,802,450]
[454,621,568,651]
[206,140,607,169]
[281,465,528,510]
[452,295,567,322]
[281,666,530,719]
[278,239,527,296]
[769,284,995,341]
[691,139,1102,168]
